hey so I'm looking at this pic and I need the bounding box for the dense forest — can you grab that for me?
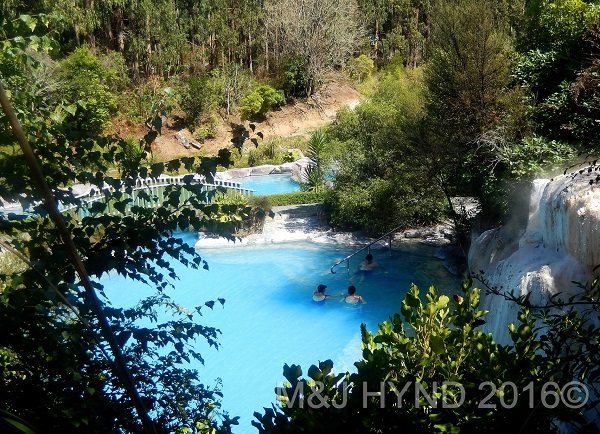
[1,0,600,433]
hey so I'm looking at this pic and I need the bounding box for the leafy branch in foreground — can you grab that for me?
[254,282,600,433]
[1,14,246,432]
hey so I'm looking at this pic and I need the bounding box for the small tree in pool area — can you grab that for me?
[300,129,328,193]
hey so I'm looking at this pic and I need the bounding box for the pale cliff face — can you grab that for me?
[468,171,600,345]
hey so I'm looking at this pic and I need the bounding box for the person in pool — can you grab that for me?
[313,284,340,302]
[341,285,366,304]
[359,254,384,271]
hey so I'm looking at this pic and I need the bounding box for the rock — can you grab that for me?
[251,165,276,176]
[175,131,190,149]
[278,162,295,173]
[404,228,435,239]
[224,168,252,179]
[291,157,315,183]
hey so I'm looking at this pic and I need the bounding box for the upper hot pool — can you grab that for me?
[230,174,301,195]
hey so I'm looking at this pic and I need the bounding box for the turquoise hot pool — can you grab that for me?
[230,174,301,195]
[102,232,459,433]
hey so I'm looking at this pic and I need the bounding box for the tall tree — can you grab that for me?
[515,0,600,150]
[425,0,513,141]
[357,0,392,59]
[263,0,363,96]
[423,0,517,213]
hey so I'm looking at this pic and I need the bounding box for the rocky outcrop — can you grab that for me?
[290,157,315,183]
[469,171,600,345]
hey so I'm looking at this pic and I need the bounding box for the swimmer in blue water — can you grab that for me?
[359,254,383,271]
[341,285,366,304]
[353,253,386,284]
[313,284,341,303]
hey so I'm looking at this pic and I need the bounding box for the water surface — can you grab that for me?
[230,174,301,196]
[103,233,459,433]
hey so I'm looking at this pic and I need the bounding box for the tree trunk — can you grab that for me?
[410,8,420,68]
[115,7,125,52]
[374,18,380,61]
[248,34,253,75]
[264,30,269,74]
[209,33,217,68]
[74,23,81,46]
[425,10,431,60]
[144,14,152,76]
[104,13,113,49]
[133,52,140,83]
[85,0,96,49]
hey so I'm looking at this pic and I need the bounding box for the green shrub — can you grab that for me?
[257,84,285,111]
[246,139,285,166]
[255,191,327,207]
[347,54,375,83]
[181,74,224,133]
[240,90,264,120]
[283,150,303,163]
[57,47,118,133]
[194,113,220,141]
[240,84,285,120]
[280,57,307,97]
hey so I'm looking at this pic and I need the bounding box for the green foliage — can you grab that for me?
[426,0,513,142]
[194,112,220,142]
[0,22,244,432]
[326,174,446,234]
[245,138,288,167]
[256,191,327,207]
[300,165,326,193]
[120,135,147,172]
[282,149,303,163]
[422,0,535,218]
[523,0,600,51]
[240,84,285,120]
[347,54,375,83]
[56,47,118,134]
[485,133,577,180]
[254,283,600,433]
[326,66,446,234]
[516,1,600,151]
[279,58,308,98]
[0,13,59,64]
[239,91,263,120]
[180,73,224,133]
[299,129,329,192]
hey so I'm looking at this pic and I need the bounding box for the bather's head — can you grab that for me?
[348,285,356,295]
[365,254,373,262]
[317,284,327,293]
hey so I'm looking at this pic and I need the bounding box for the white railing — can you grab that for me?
[58,174,256,218]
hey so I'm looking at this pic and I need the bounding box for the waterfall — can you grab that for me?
[470,173,600,345]
[526,179,549,233]
[194,204,367,248]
